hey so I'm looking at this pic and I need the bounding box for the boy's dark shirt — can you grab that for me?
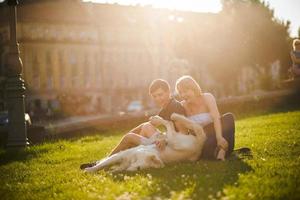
[158,98,186,121]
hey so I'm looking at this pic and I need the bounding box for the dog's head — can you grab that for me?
[146,155,164,169]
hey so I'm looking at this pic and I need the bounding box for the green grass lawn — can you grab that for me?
[0,109,300,200]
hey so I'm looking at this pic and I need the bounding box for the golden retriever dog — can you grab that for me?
[84,113,206,172]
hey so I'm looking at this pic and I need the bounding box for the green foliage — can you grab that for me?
[174,0,292,94]
[0,110,300,199]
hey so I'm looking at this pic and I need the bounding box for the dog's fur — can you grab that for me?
[84,113,206,172]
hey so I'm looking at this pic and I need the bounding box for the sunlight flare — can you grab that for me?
[82,0,222,13]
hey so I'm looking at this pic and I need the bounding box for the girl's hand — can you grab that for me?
[217,137,228,151]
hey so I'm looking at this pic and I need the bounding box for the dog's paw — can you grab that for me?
[150,115,163,125]
[151,115,163,121]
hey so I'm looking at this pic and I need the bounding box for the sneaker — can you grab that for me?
[80,162,96,170]
[233,147,252,158]
[235,147,251,154]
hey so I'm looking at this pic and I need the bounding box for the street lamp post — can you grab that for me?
[5,0,28,147]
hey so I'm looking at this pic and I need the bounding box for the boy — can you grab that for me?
[108,79,186,155]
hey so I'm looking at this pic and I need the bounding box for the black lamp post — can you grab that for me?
[5,0,28,147]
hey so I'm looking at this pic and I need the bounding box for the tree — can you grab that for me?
[172,0,292,94]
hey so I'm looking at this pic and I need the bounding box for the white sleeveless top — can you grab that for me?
[187,113,213,126]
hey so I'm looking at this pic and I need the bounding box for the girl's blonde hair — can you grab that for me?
[175,75,203,96]
[293,39,300,50]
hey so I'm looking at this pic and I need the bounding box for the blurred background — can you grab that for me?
[0,0,298,122]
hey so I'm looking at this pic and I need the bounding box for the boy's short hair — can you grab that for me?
[149,79,170,94]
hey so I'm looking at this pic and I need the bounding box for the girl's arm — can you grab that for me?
[204,93,228,149]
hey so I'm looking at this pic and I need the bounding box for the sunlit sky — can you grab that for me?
[265,0,299,37]
[83,0,300,37]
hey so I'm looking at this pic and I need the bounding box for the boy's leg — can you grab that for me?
[81,133,146,170]
[108,133,145,156]
[108,122,159,156]
[139,122,160,138]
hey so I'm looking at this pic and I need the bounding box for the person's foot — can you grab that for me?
[234,147,252,158]
[80,162,96,170]
[235,147,251,154]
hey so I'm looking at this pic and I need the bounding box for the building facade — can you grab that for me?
[0,0,282,118]
[0,0,191,117]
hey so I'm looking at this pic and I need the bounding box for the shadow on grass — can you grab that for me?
[111,154,252,199]
[46,127,126,143]
[0,146,50,166]
[0,127,123,166]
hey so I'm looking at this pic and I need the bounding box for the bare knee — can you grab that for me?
[142,122,155,131]
[109,133,140,156]
[140,122,157,137]
[123,133,141,146]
